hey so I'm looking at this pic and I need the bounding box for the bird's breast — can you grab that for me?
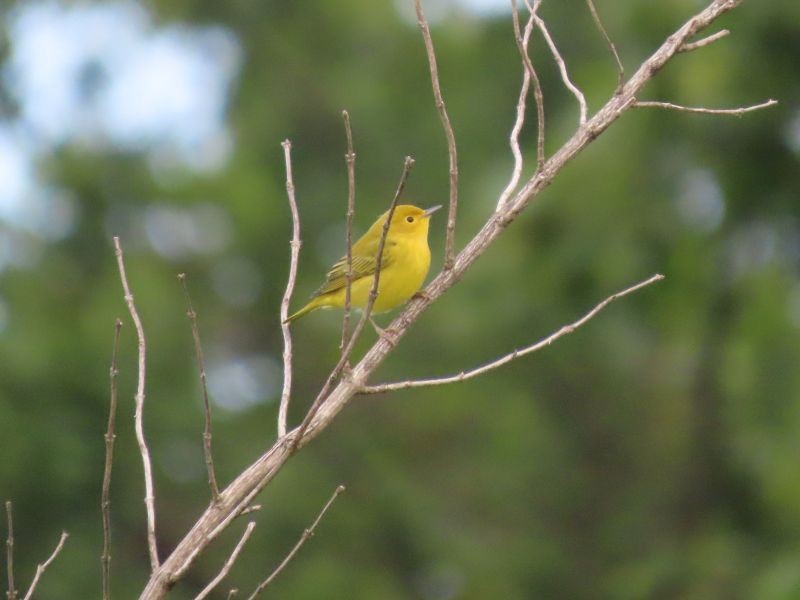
[374,237,431,313]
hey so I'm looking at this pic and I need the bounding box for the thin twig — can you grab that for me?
[194,522,256,600]
[178,273,220,502]
[530,0,588,125]
[113,236,159,571]
[585,0,624,92]
[498,0,541,210]
[349,158,414,338]
[340,110,357,355]
[247,486,345,599]
[6,501,16,600]
[412,0,459,270]
[21,532,69,600]
[239,505,262,517]
[634,98,777,116]
[678,29,729,53]
[101,318,123,600]
[527,4,545,172]
[278,140,302,438]
[361,274,664,394]
[293,157,415,449]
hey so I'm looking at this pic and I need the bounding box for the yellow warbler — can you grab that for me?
[286,204,441,322]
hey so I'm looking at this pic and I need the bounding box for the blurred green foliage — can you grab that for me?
[1,0,799,598]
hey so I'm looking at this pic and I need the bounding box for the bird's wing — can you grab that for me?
[313,245,393,297]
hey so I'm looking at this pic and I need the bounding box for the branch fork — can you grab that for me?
[360,273,664,394]
[5,501,69,600]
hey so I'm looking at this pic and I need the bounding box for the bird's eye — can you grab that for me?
[406,216,415,223]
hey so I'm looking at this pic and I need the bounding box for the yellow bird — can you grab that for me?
[286,204,441,323]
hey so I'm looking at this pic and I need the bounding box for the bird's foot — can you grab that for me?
[370,317,400,347]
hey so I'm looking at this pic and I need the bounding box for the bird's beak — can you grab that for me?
[423,205,443,218]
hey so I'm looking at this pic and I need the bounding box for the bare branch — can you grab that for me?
[634,98,778,116]
[21,532,69,600]
[293,157,415,449]
[412,0,459,270]
[113,236,159,571]
[139,3,757,596]
[178,274,220,502]
[101,318,123,600]
[678,29,729,53]
[247,486,345,598]
[498,0,541,211]
[361,274,663,394]
[340,110,357,355]
[194,522,256,600]
[585,0,624,92]
[6,501,17,600]
[278,140,302,438]
[530,0,588,125]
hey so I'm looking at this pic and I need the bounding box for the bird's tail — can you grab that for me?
[284,300,319,324]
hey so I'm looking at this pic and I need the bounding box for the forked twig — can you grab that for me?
[194,522,256,600]
[340,110,357,354]
[361,274,664,394]
[113,236,159,571]
[4,504,68,600]
[634,98,777,116]
[178,273,220,501]
[6,501,16,600]
[498,0,542,210]
[101,318,123,600]
[412,0,459,269]
[293,157,415,448]
[21,532,69,600]
[278,140,302,438]
[247,486,345,598]
[585,0,624,92]
[529,0,588,125]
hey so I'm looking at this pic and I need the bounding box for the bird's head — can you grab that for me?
[385,204,441,238]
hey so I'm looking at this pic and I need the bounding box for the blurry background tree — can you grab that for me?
[0,0,798,598]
